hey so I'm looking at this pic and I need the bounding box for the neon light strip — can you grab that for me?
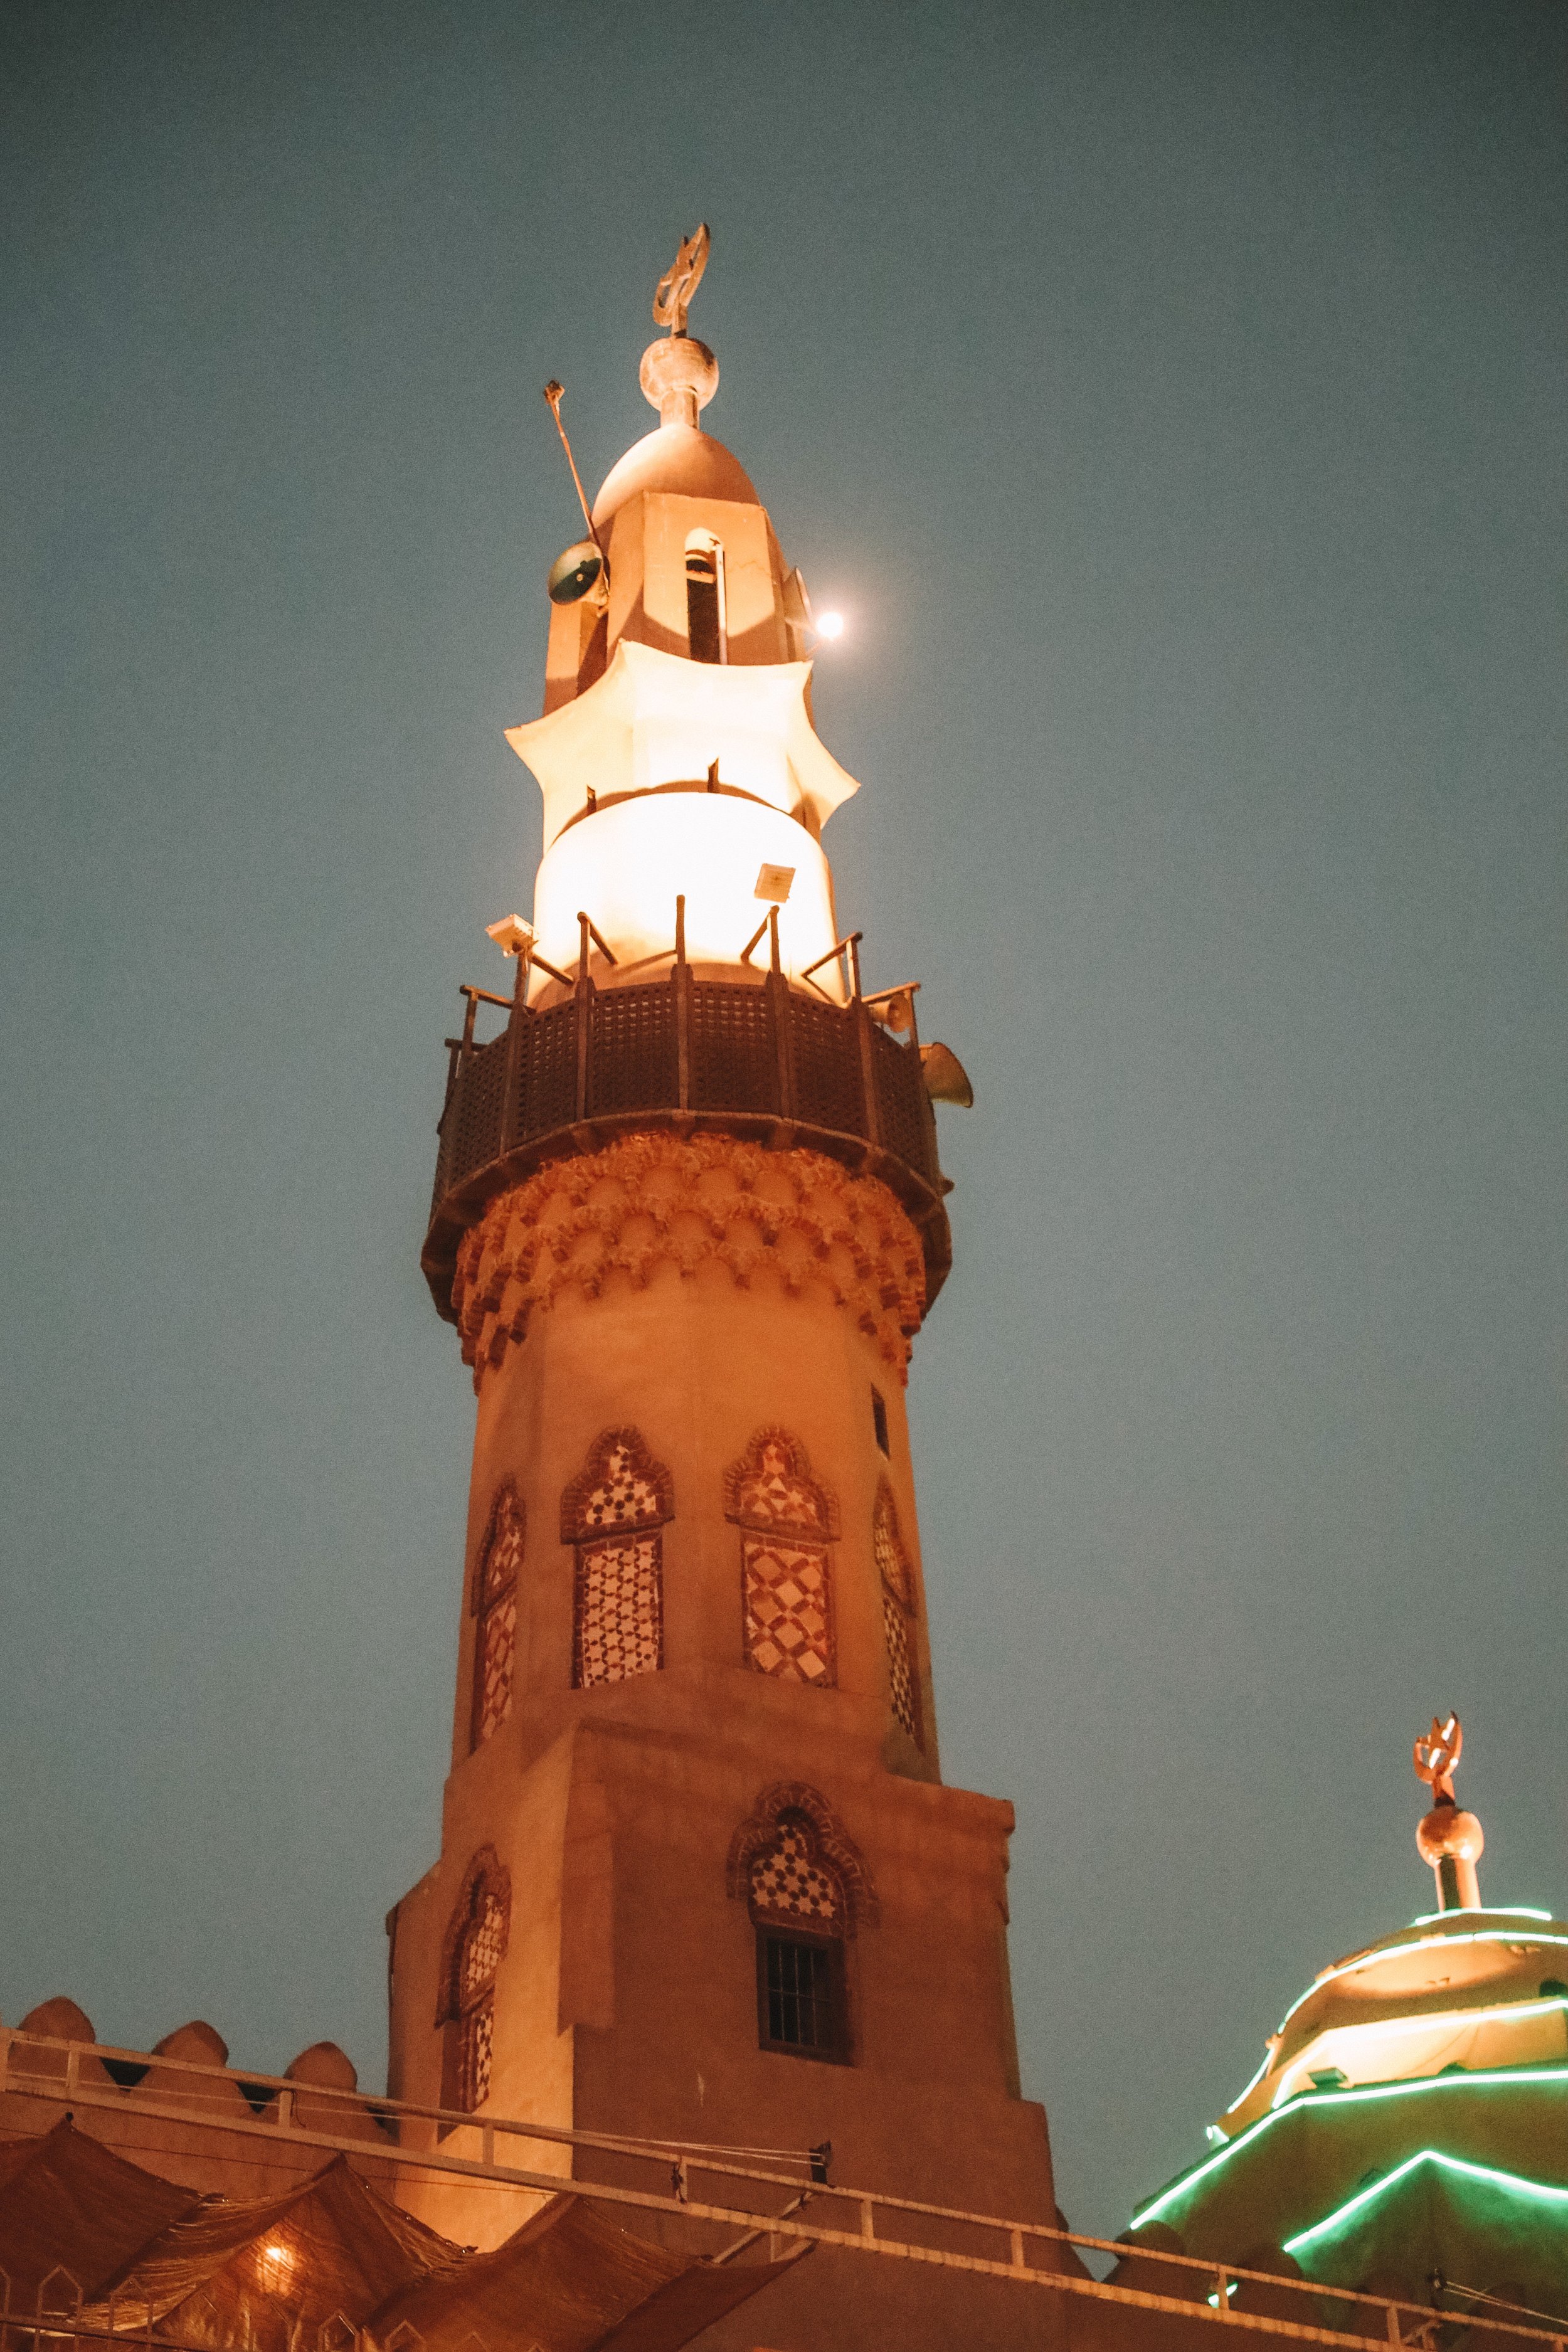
[1131,2064,1568,2230]
[1223,2047,1276,2117]
[1407,1908,1554,1928]
[1284,2149,1568,2259]
[1268,1996,1568,2110]
[1273,1926,1568,2038]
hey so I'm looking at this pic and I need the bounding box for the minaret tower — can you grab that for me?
[387,238,1062,2347]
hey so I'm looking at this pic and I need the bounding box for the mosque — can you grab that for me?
[1,237,1562,2351]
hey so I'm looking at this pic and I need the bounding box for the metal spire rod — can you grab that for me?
[542,380,608,570]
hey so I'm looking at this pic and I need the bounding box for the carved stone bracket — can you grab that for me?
[450,1132,927,1392]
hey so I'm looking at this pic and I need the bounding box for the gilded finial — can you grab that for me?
[653,223,711,335]
[1413,1712,1463,1805]
[1413,1712,1484,1913]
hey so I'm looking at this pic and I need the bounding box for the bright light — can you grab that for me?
[1130,2061,1568,2232]
[1283,2149,1568,2259]
[816,612,845,640]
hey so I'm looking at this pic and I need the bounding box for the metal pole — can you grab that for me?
[575,913,591,1121]
[499,950,527,1154]
[675,896,690,1111]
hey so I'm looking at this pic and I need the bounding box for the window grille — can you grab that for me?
[470,1486,524,1752]
[561,1430,674,1690]
[725,1432,839,1687]
[438,1855,510,2116]
[742,1539,834,1683]
[760,1934,841,2056]
[575,1535,662,1685]
[458,1992,494,2109]
[874,1483,923,1748]
[746,1812,848,2061]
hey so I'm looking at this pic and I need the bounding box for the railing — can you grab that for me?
[423,905,948,1319]
[4,2032,1564,2351]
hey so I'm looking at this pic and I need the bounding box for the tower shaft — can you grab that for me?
[388,305,1062,2349]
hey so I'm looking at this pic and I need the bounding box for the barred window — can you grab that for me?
[725,1431,839,1688]
[760,1935,841,2056]
[438,1855,510,2118]
[747,1809,848,2062]
[874,1483,923,1749]
[561,1430,674,1689]
[470,1485,524,1752]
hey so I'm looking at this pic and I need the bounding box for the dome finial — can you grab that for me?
[652,223,711,335]
[641,225,719,426]
[1414,1712,1484,1910]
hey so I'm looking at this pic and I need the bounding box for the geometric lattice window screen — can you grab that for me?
[726,1431,839,1693]
[730,1434,834,1539]
[881,1591,919,1743]
[575,1535,663,1687]
[562,1431,673,1693]
[742,1537,835,1685]
[573,1441,667,1535]
[472,1591,517,1748]
[458,1994,494,2111]
[470,1488,524,1752]
[874,1485,922,1747]
[461,1887,507,2000]
[480,1492,527,1595]
[748,1816,844,1936]
[450,1878,507,2112]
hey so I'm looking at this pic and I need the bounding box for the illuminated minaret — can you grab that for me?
[387,236,1063,2347]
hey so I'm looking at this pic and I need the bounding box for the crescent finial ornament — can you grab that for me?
[653,223,711,334]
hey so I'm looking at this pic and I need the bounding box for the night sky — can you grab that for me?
[3,2,1563,2242]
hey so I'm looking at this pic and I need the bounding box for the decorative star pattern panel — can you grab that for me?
[575,1535,664,1686]
[750,1820,843,1931]
[462,1887,507,2001]
[472,1592,517,1747]
[731,1438,832,1538]
[460,1993,494,2110]
[576,1444,666,1534]
[742,1538,835,1685]
[882,1590,919,1744]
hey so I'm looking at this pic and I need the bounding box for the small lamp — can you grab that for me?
[485,914,535,958]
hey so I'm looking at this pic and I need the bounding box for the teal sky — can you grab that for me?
[2,1,1563,2240]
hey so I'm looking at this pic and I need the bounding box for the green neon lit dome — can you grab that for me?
[1123,1796,1568,2323]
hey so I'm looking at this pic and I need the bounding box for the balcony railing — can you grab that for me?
[421,935,949,1322]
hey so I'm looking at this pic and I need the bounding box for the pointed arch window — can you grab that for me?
[437,1850,510,2116]
[874,1482,923,1749]
[685,530,726,664]
[470,1484,524,1752]
[724,1431,839,1688]
[727,1785,875,2065]
[561,1429,674,1688]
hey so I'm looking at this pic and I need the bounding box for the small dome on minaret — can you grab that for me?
[591,415,756,529]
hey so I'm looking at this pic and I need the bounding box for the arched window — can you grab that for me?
[437,1850,510,2115]
[724,1431,839,1688]
[470,1483,524,1752]
[874,1482,923,1749]
[685,530,726,664]
[727,1785,874,2065]
[561,1429,674,1688]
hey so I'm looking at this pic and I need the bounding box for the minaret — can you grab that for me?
[386,240,1062,2348]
